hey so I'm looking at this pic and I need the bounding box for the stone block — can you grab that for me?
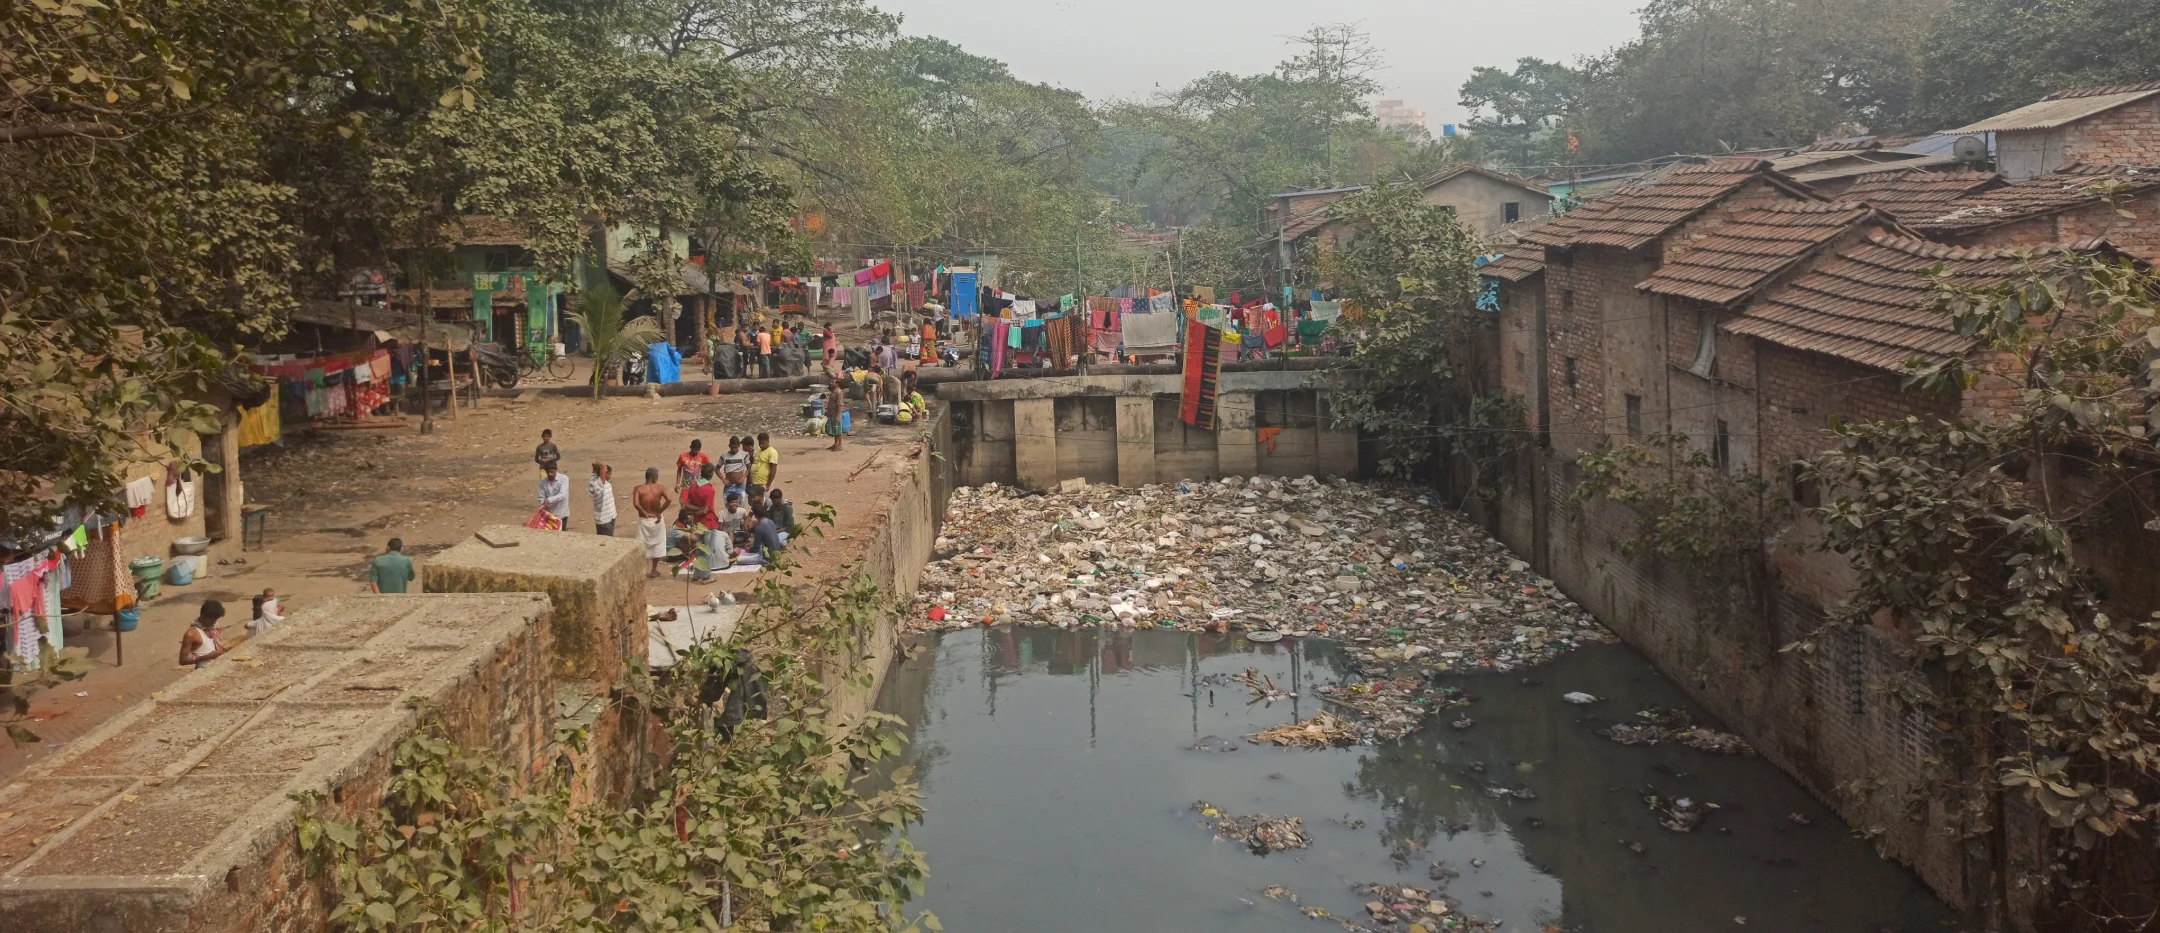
[423,525,648,682]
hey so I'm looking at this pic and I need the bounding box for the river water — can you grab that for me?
[875,627,1960,933]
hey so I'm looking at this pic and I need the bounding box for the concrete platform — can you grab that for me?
[0,593,553,933]
[423,525,648,683]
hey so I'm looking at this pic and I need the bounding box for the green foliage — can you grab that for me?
[1314,183,1498,478]
[299,520,932,933]
[565,286,663,398]
[1569,434,1775,566]
[1799,251,2160,923]
[1912,0,2160,129]
[1459,58,1587,169]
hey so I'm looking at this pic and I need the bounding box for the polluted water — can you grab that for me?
[872,628,1959,933]
[916,477,1616,742]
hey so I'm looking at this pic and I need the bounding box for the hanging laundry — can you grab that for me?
[1150,293,1176,315]
[237,397,281,447]
[1307,300,1343,322]
[1011,299,1037,320]
[1121,312,1181,355]
[1298,318,1332,347]
[165,464,196,519]
[123,476,156,514]
[1007,323,1023,349]
[1180,319,1225,430]
[989,320,1010,374]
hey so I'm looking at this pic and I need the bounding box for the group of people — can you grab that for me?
[531,428,793,580]
[731,321,837,380]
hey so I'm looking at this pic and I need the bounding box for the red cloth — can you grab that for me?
[1262,324,1289,348]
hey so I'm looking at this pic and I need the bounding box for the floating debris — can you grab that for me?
[1233,667,1295,703]
[1603,707,1755,754]
[1645,792,1718,833]
[1191,801,1310,854]
[1250,712,1360,747]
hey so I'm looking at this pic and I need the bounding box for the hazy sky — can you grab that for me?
[878,0,1644,125]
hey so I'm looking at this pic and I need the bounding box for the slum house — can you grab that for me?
[1480,148,2160,917]
[1268,165,1554,287]
[3,371,260,680]
[1909,162,2160,264]
[1831,167,2005,222]
[1948,81,2160,180]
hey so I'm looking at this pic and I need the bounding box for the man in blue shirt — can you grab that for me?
[748,504,786,559]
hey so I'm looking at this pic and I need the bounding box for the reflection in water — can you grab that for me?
[876,628,1960,933]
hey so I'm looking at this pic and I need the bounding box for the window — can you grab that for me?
[1624,394,1643,437]
[1561,288,1575,314]
[1564,357,1579,391]
[1788,462,1820,508]
[1504,201,1521,223]
[1514,351,1527,383]
[1714,419,1733,472]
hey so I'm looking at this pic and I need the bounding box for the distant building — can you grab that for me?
[1267,164,1552,285]
[1376,99,1427,131]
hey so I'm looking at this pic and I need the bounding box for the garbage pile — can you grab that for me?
[1192,801,1310,855]
[1602,707,1755,754]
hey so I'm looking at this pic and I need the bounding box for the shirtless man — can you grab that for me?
[632,467,674,578]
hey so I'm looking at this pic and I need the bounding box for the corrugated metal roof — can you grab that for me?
[1910,163,2160,232]
[1787,153,1959,184]
[1637,202,1888,306]
[1948,85,2160,134]
[1518,158,1819,252]
[1479,251,1548,283]
[1722,231,2073,371]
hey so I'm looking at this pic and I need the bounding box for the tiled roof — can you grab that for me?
[448,215,529,246]
[1409,163,1550,196]
[1910,164,2160,232]
[1637,202,1889,306]
[1518,159,1818,252]
[1480,251,1548,282]
[1787,153,1959,184]
[1724,231,2051,371]
[1950,84,2160,134]
[1840,169,2005,221]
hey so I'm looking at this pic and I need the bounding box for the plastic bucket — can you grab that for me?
[167,560,193,586]
[129,556,164,600]
[113,608,140,632]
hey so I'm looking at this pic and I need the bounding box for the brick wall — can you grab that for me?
[1948,189,2160,265]
[2060,98,2160,168]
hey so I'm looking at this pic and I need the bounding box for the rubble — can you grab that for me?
[1191,802,1310,854]
[916,476,1612,740]
[1602,707,1755,754]
[1251,712,1359,747]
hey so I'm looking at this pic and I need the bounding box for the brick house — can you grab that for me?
[1909,163,2160,263]
[1476,138,2160,918]
[1271,165,1552,286]
[1949,81,2160,180]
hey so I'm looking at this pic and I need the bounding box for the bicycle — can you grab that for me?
[519,342,576,381]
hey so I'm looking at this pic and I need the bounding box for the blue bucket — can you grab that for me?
[114,608,140,632]
[167,559,194,586]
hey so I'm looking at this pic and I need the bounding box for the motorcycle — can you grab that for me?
[473,342,523,389]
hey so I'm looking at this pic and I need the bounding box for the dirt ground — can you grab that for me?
[1,384,926,781]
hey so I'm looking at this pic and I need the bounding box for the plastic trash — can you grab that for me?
[1563,692,1599,704]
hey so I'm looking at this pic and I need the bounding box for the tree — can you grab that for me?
[1912,0,2160,129]
[1555,0,1945,162]
[1312,184,1507,481]
[1459,58,1587,170]
[1,0,487,539]
[1801,249,2160,928]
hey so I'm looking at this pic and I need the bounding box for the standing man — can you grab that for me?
[368,538,415,594]
[537,462,570,531]
[866,364,885,413]
[720,436,751,499]
[588,462,618,536]
[735,326,757,381]
[675,439,710,492]
[750,431,780,501]
[880,365,902,419]
[633,467,673,578]
[534,428,561,475]
[756,323,773,378]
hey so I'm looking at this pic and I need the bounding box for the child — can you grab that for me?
[247,593,277,638]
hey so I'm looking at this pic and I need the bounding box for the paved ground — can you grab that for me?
[0,383,925,781]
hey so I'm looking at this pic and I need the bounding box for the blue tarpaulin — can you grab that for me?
[645,341,681,384]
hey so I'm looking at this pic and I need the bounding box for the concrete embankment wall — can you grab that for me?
[938,369,1361,490]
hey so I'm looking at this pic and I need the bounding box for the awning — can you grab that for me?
[294,300,481,351]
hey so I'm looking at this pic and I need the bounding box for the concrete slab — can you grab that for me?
[646,604,747,670]
[424,526,648,682]
[0,593,553,933]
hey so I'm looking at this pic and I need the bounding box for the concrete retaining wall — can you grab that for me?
[941,371,1361,489]
[424,526,649,685]
[0,594,554,933]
